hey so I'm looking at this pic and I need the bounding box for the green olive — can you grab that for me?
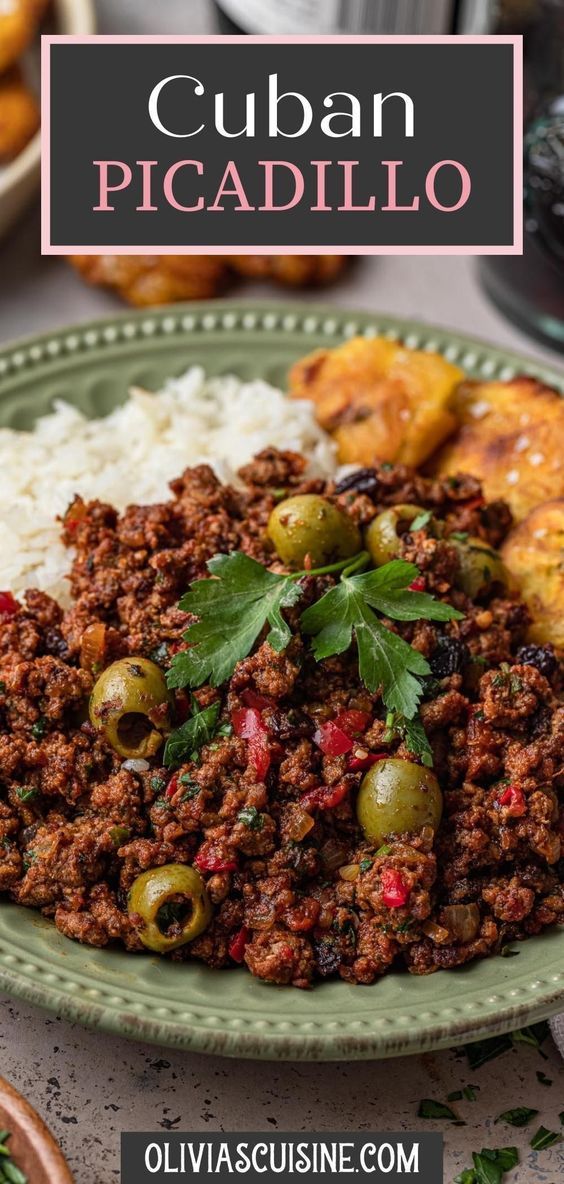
[453,536,509,598]
[89,657,172,759]
[364,504,427,567]
[128,863,212,953]
[267,494,361,570]
[356,757,443,845]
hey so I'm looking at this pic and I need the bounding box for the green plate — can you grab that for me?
[0,301,563,1061]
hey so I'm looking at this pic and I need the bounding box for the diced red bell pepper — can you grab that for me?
[194,851,238,874]
[381,867,410,908]
[348,752,388,772]
[0,591,19,618]
[333,709,371,736]
[165,773,179,800]
[228,926,249,963]
[300,782,350,812]
[408,576,426,592]
[232,706,271,780]
[313,720,353,757]
[498,784,527,818]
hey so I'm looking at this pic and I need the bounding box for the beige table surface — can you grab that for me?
[1,3,564,1182]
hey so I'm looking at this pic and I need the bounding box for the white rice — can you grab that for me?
[0,366,337,605]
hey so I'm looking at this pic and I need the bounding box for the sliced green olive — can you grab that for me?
[128,863,212,953]
[453,536,509,598]
[356,757,442,846]
[364,504,427,567]
[89,657,172,759]
[267,493,361,570]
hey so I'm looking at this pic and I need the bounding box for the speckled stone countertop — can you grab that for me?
[1,994,563,1183]
[1,3,564,1182]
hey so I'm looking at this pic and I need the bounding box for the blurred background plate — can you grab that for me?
[0,301,563,1061]
[0,0,96,243]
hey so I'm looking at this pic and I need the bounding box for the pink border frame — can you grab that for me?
[40,34,523,256]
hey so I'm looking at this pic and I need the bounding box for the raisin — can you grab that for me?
[515,644,558,680]
[430,636,469,678]
[314,937,342,977]
[334,468,380,497]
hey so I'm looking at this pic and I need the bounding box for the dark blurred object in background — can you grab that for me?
[214,0,491,35]
[481,0,564,350]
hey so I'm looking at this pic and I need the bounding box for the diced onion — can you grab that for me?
[443,903,480,943]
[80,622,106,671]
[286,805,315,842]
[339,863,360,882]
[122,758,150,773]
[421,920,451,944]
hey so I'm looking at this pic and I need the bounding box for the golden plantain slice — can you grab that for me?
[0,67,39,162]
[288,336,462,467]
[430,377,564,522]
[501,500,564,647]
[0,0,47,74]
[70,255,230,306]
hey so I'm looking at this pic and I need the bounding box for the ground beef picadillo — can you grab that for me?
[0,449,562,988]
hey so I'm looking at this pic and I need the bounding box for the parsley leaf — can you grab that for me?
[237,806,264,830]
[167,552,302,690]
[402,714,434,767]
[417,1099,458,1121]
[471,1147,518,1184]
[530,1126,561,1151]
[495,1107,539,1128]
[301,559,461,719]
[163,701,220,768]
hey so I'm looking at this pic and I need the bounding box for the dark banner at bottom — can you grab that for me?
[121,1132,443,1183]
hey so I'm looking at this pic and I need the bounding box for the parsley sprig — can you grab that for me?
[168,551,461,722]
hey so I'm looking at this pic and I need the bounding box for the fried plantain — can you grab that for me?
[0,66,39,162]
[69,254,347,305]
[70,255,230,306]
[288,335,462,467]
[501,500,564,646]
[228,255,347,286]
[0,0,47,74]
[430,377,564,522]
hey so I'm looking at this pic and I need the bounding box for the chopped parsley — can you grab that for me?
[30,716,46,740]
[168,551,461,723]
[163,700,221,769]
[108,825,130,847]
[410,510,433,531]
[450,531,469,542]
[530,1126,561,1151]
[464,1022,549,1069]
[150,775,167,793]
[418,1099,458,1121]
[495,1107,539,1128]
[359,858,373,872]
[0,1129,28,1184]
[461,1146,518,1184]
[15,786,38,803]
[237,806,264,831]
